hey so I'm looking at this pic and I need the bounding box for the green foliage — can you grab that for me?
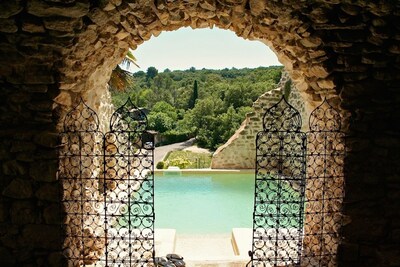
[151,101,177,119]
[284,79,292,101]
[160,130,193,145]
[147,101,178,133]
[111,66,283,150]
[165,150,212,169]
[148,112,174,133]
[166,157,193,169]
[188,80,198,109]
[146,66,158,79]
[156,161,166,169]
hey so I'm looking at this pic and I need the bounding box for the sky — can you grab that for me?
[127,27,281,72]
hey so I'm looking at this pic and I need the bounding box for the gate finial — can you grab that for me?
[63,98,99,132]
[263,96,302,132]
[110,97,148,132]
[309,98,341,132]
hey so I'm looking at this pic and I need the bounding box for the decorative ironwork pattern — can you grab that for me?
[60,99,105,266]
[249,97,307,267]
[303,99,345,267]
[249,97,345,267]
[262,96,303,132]
[59,97,344,267]
[59,98,154,267]
[104,99,154,266]
[63,99,100,132]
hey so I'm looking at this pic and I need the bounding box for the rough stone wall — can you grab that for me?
[0,0,399,266]
[211,72,307,169]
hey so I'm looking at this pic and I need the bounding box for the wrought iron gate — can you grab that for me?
[59,99,154,267]
[249,97,345,267]
[59,96,344,267]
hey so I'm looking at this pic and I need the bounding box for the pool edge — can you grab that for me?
[154,168,255,175]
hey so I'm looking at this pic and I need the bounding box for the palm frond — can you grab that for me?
[108,65,134,92]
[108,49,139,92]
[121,50,140,69]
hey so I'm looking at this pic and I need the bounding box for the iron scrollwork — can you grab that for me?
[249,97,345,267]
[59,98,154,267]
[303,99,345,267]
[59,99,106,266]
[59,95,344,267]
[249,96,307,267]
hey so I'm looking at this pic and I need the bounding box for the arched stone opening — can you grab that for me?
[53,1,339,124]
[1,1,399,266]
[54,1,345,266]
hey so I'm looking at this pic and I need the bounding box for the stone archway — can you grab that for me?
[1,1,399,266]
[52,2,344,266]
[52,0,337,124]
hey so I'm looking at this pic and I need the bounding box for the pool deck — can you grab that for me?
[156,228,252,266]
[85,228,251,266]
[231,228,253,258]
[155,229,177,257]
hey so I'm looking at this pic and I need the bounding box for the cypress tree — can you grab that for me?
[188,80,198,109]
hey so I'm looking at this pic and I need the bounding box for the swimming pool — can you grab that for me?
[154,172,255,234]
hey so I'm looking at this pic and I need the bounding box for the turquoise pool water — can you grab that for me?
[154,172,255,234]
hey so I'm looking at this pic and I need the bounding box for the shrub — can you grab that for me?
[167,157,192,169]
[156,161,166,169]
[160,130,193,145]
[164,150,212,169]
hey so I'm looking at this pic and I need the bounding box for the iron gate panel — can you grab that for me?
[104,99,154,266]
[250,97,307,267]
[59,96,344,267]
[303,100,345,267]
[59,99,154,267]
[249,97,345,267]
[60,100,106,266]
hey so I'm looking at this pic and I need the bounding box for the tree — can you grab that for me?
[146,67,158,79]
[188,80,198,109]
[147,101,178,133]
[224,85,247,109]
[190,97,224,131]
[148,112,174,133]
[152,101,178,121]
[110,65,285,150]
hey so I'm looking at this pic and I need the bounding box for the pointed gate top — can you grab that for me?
[63,98,99,132]
[263,96,302,132]
[309,98,341,132]
[110,97,148,132]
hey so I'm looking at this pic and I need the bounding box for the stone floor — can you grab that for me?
[81,227,304,266]
[175,234,236,261]
[155,229,177,258]
[173,231,250,266]
[83,227,278,266]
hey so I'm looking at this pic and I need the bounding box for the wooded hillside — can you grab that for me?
[111,66,283,150]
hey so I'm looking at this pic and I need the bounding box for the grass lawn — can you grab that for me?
[164,150,212,169]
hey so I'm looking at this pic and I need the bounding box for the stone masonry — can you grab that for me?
[211,72,307,169]
[0,1,399,266]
